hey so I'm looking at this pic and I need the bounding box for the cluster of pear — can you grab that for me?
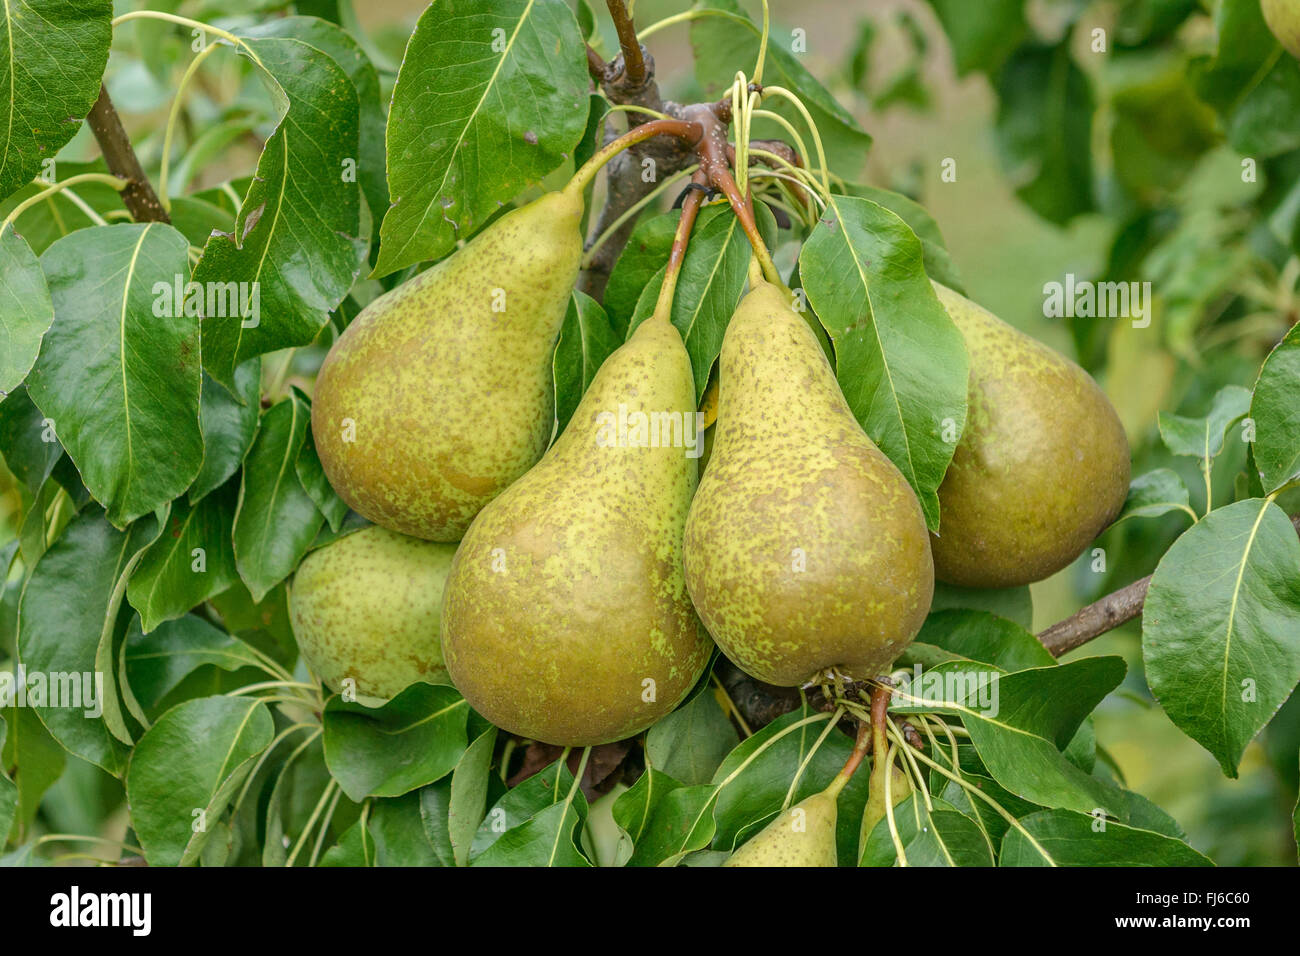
[289,173,1130,750]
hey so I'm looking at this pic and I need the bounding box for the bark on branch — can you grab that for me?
[85,85,170,224]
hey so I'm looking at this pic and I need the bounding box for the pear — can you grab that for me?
[312,185,585,541]
[931,283,1130,588]
[682,280,933,687]
[439,314,712,746]
[1263,0,1300,58]
[724,792,839,867]
[289,525,456,703]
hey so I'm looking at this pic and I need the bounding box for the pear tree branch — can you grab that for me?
[1036,512,1300,656]
[85,85,170,224]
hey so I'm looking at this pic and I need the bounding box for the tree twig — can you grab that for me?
[85,85,170,224]
[1037,512,1300,656]
[604,0,646,88]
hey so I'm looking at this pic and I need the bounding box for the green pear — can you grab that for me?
[931,283,1130,588]
[312,185,585,541]
[440,314,712,746]
[289,525,456,703]
[1263,0,1300,58]
[724,792,839,867]
[682,280,934,688]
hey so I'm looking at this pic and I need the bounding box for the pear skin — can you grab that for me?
[1263,0,1300,58]
[289,525,457,703]
[724,792,838,867]
[440,316,712,746]
[682,280,934,687]
[931,283,1130,588]
[312,187,585,541]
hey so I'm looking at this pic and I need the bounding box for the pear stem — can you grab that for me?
[650,171,710,322]
[569,119,703,194]
[708,163,783,288]
[824,714,872,801]
[1,173,128,231]
[859,682,895,834]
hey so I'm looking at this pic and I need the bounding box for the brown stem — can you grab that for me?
[1037,512,1300,656]
[652,170,709,318]
[605,0,646,88]
[586,44,609,82]
[85,85,169,224]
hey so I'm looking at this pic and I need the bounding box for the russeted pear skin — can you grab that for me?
[312,187,585,541]
[723,793,838,867]
[440,317,712,746]
[930,283,1130,588]
[1262,0,1300,58]
[289,526,457,702]
[682,281,934,688]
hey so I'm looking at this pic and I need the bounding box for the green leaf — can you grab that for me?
[553,291,620,434]
[195,31,365,389]
[0,705,65,831]
[1143,498,1300,775]
[603,211,678,337]
[860,794,995,866]
[16,507,162,774]
[322,683,469,800]
[27,223,202,527]
[900,658,1129,816]
[0,716,16,843]
[799,195,969,529]
[448,726,498,866]
[251,16,388,243]
[1157,384,1252,460]
[709,707,870,866]
[995,42,1095,225]
[190,360,261,504]
[125,695,273,866]
[0,0,112,198]
[416,779,459,867]
[690,0,871,173]
[1195,0,1300,158]
[375,0,590,274]
[295,425,347,533]
[471,795,590,866]
[1249,324,1300,492]
[233,396,324,601]
[127,480,239,632]
[835,183,964,292]
[646,690,738,786]
[0,227,53,398]
[917,609,1055,673]
[1116,468,1193,523]
[0,386,61,494]
[366,792,444,866]
[470,759,587,863]
[924,0,1028,75]
[929,582,1033,631]
[999,809,1213,866]
[261,735,333,866]
[122,613,265,717]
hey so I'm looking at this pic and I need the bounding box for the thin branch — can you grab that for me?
[605,0,646,88]
[1037,512,1300,656]
[85,85,170,224]
[586,43,609,82]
